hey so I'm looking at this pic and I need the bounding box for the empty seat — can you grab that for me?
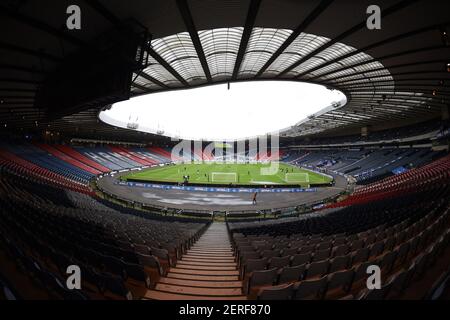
[150,247,172,270]
[329,255,350,273]
[123,263,150,298]
[282,247,298,256]
[137,253,164,279]
[299,245,315,254]
[278,264,306,285]
[351,239,364,251]
[257,283,295,300]
[352,248,369,266]
[289,240,304,248]
[384,237,396,251]
[351,261,373,292]
[394,242,410,268]
[81,267,102,295]
[133,244,150,255]
[369,241,385,258]
[359,280,392,300]
[117,240,134,251]
[272,243,286,251]
[239,251,260,265]
[395,231,407,245]
[408,236,420,258]
[325,268,355,299]
[254,244,272,252]
[333,237,347,246]
[385,269,409,299]
[101,255,125,277]
[291,253,310,266]
[365,234,376,245]
[100,274,133,300]
[251,240,268,248]
[332,244,349,257]
[246,268,278,298]
[238,245,255,255]
[375,232,387,242]
[268,255,291,269]
[379,251,397,274]
[316,242,331,251]
[293,277,327,300]
[242,258,268,278]
[305,260,329,280]
[312,248,330,262]
[261,250,279,259]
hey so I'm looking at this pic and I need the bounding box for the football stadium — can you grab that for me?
[0,0,449,308]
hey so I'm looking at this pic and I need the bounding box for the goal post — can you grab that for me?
[210,172,238,183]
[285,172,309,184]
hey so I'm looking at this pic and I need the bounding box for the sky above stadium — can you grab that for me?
[100,81,347,141]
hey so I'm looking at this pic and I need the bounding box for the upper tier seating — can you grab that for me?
[4,144,95,184]
[289,148,439,184]
[53,145,110,173]
[290,120,444,146]
[0,149,91,193]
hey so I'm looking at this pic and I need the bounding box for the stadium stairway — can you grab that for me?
[143,223,247,300]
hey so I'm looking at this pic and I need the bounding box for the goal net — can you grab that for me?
[211,172,238,183]
[285,172,309,184]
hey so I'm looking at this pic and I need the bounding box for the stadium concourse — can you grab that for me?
[1,0,450,303]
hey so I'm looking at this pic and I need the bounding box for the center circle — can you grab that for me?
[100,81,347,141]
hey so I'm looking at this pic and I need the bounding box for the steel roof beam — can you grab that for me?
[137,71,169,89]
[232,0,262,80]
[255,0,334,78]
[176,0,212,82]
[148,49,190,86]
[296,23,449,78]
[309,45,447,82]
[277,0,421,78]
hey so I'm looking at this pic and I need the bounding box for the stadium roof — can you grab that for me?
[0,0,449,140]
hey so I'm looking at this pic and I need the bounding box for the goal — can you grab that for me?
[211,172,238,183]
[285,172,309,184]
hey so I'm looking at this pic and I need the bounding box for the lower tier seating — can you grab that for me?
[0,173,207,300]
[229,169,450,299]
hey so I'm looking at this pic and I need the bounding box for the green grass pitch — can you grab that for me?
[122,162,333,186]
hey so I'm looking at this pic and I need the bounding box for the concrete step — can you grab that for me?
[155,283,243,296]
[182,255,235,261]
[167,273,239,281]
[189,246,233,252]
[184,252,234,257]
[177,260,237,267]
[187,251,234,255]
[159,277,242,288]
[169,267,239,276]
[175,264,237,271]
[182,257,235,263]
[143,290,247,300]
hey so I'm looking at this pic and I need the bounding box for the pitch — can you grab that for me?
[122,162,332,186]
